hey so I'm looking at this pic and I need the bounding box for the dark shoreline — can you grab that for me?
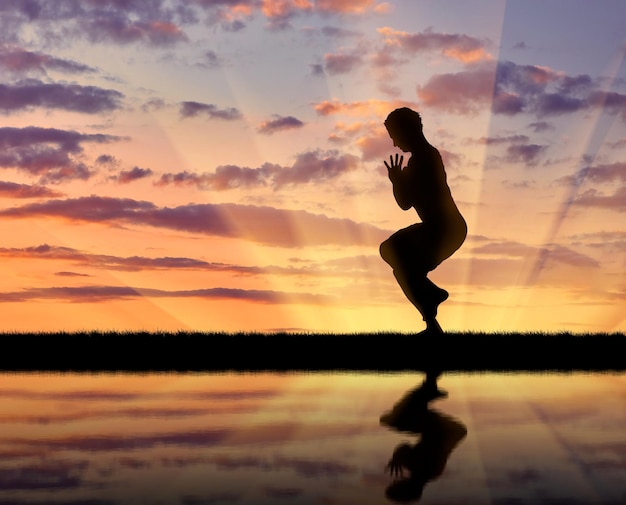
[1,331,624,372]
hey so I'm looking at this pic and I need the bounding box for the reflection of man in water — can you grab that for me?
[384,408,467,503]
[380,108,467,333]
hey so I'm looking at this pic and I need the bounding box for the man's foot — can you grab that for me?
[425,317,443,334]
[419,285,448,323]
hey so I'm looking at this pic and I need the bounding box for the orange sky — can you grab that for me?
[0,1,625,333]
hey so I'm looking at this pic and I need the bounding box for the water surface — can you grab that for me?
[0,372,624,504]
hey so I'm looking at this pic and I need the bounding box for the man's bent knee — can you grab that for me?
[379,239,395,266]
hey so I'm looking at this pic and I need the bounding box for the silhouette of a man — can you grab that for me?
[380,108,466,333]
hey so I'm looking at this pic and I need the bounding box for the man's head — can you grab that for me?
[384,107,423,151]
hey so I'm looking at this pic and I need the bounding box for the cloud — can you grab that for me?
[472,135,530,145]
[0,46,96,75]
[0,126,123,183]
[585,162,626,183]
[7,428,230,452]
[257,115,304,135]
[0,196,390,247]
[472,241,599,268]
[377,27,492,64]
[417,65,495,114]
[157,164,279,190]
[0,79,123,114]
[313,98,416,117]
[318,26,360,38]
[142,97,167,112]
[263,487,303,500]
[0,284,334,305]
[0,462,85,491]
[0,181,63,198]
[504,143,547,166]
[357,131,391,161]
[557,162,626,186]
[324,51,363,74]
[0,243,294,276]
[157,150,359,189]
[0,1,188,47]
[114,166,153,184]
[0,245,387,284]
[310,63,324,76]
[179,101,242,120]
[606,138,626,149]
[528,121,554,133]
[55,271,91,277]
[198,49,222,69]
[274,150,359,186]
[84,18,187,46]
[259,0,382,28]
[0,0,386,46]
[418,60,626,118]
[574,187,626,212]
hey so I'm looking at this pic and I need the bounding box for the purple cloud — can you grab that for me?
[257,115,304,135]
[0,1,188,47]
[179,101,242,120]
[504,143,547,166]
[0,46,96,75]
[115,166,153,184]
[584,162,626,183]
[0,126,122,183]
[473,134,530,145]
[84,17,187,46]
[324,52,363,74]
[0,463,85,491]
[157,150,359,190]
[55,271,91,277]
[0,79,123,114]
[472,241,599,268]
[0,243,267,275]
[574,187,626,212]
[0,196,389,247]
[0,196,390,247]
[274,150,359,186]
[0,181,63,198]
[0,284,333,305]
[528,121,554,133]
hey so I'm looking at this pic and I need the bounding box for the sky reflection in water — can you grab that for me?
[0,372,624,504]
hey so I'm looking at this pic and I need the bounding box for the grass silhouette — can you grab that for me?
[1,331,624,372]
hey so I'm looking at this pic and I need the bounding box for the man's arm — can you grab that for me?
[385,154,413,210]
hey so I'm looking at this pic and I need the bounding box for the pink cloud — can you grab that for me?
[314,99,416,117]
[417,66,495,114]
[377,27,492,64]
[418,60,626,119]
[0,46,96,75]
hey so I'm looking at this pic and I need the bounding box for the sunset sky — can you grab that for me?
[0,0,625,333]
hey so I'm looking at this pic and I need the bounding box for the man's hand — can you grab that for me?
[384,154,404,181]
